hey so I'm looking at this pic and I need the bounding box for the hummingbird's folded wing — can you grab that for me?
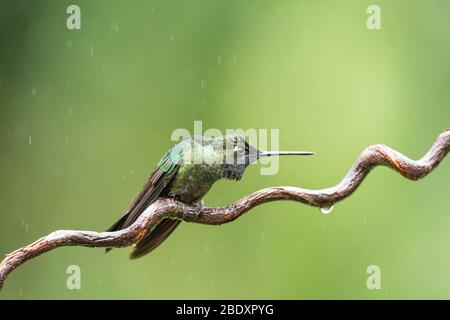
[105,148,183,254]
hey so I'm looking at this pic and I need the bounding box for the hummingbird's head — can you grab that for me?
[215,135,254,181]
[215,134,314,181]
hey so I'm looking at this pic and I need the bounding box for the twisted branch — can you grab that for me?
[1,129,449,290]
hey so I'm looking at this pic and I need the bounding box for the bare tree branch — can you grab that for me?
[1,129,449,290]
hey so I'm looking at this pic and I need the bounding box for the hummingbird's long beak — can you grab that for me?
[258,151,315,157]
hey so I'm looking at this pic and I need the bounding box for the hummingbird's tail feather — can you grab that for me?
[129,218,181,259]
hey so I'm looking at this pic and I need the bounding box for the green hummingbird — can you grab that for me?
[107,135,314,259]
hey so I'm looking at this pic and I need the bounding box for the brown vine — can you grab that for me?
[1,129,449,290]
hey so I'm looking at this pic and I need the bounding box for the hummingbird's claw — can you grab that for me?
[194,201,204,216]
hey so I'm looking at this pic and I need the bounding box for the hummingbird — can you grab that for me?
[107,135,314,259]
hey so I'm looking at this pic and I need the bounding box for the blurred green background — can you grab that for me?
[0,0,449,299]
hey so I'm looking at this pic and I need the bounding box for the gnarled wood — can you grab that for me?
[1,129,449,290]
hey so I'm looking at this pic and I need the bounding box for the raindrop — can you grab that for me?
[31,88,36,96]
[320,205,334,215]
[89,44,94,57]
[111,23,119,34]
[28,136,32,144]
[21,219,29,231]
[217,55,222,64]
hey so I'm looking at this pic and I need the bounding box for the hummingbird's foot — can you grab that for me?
[193,201,204,216]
